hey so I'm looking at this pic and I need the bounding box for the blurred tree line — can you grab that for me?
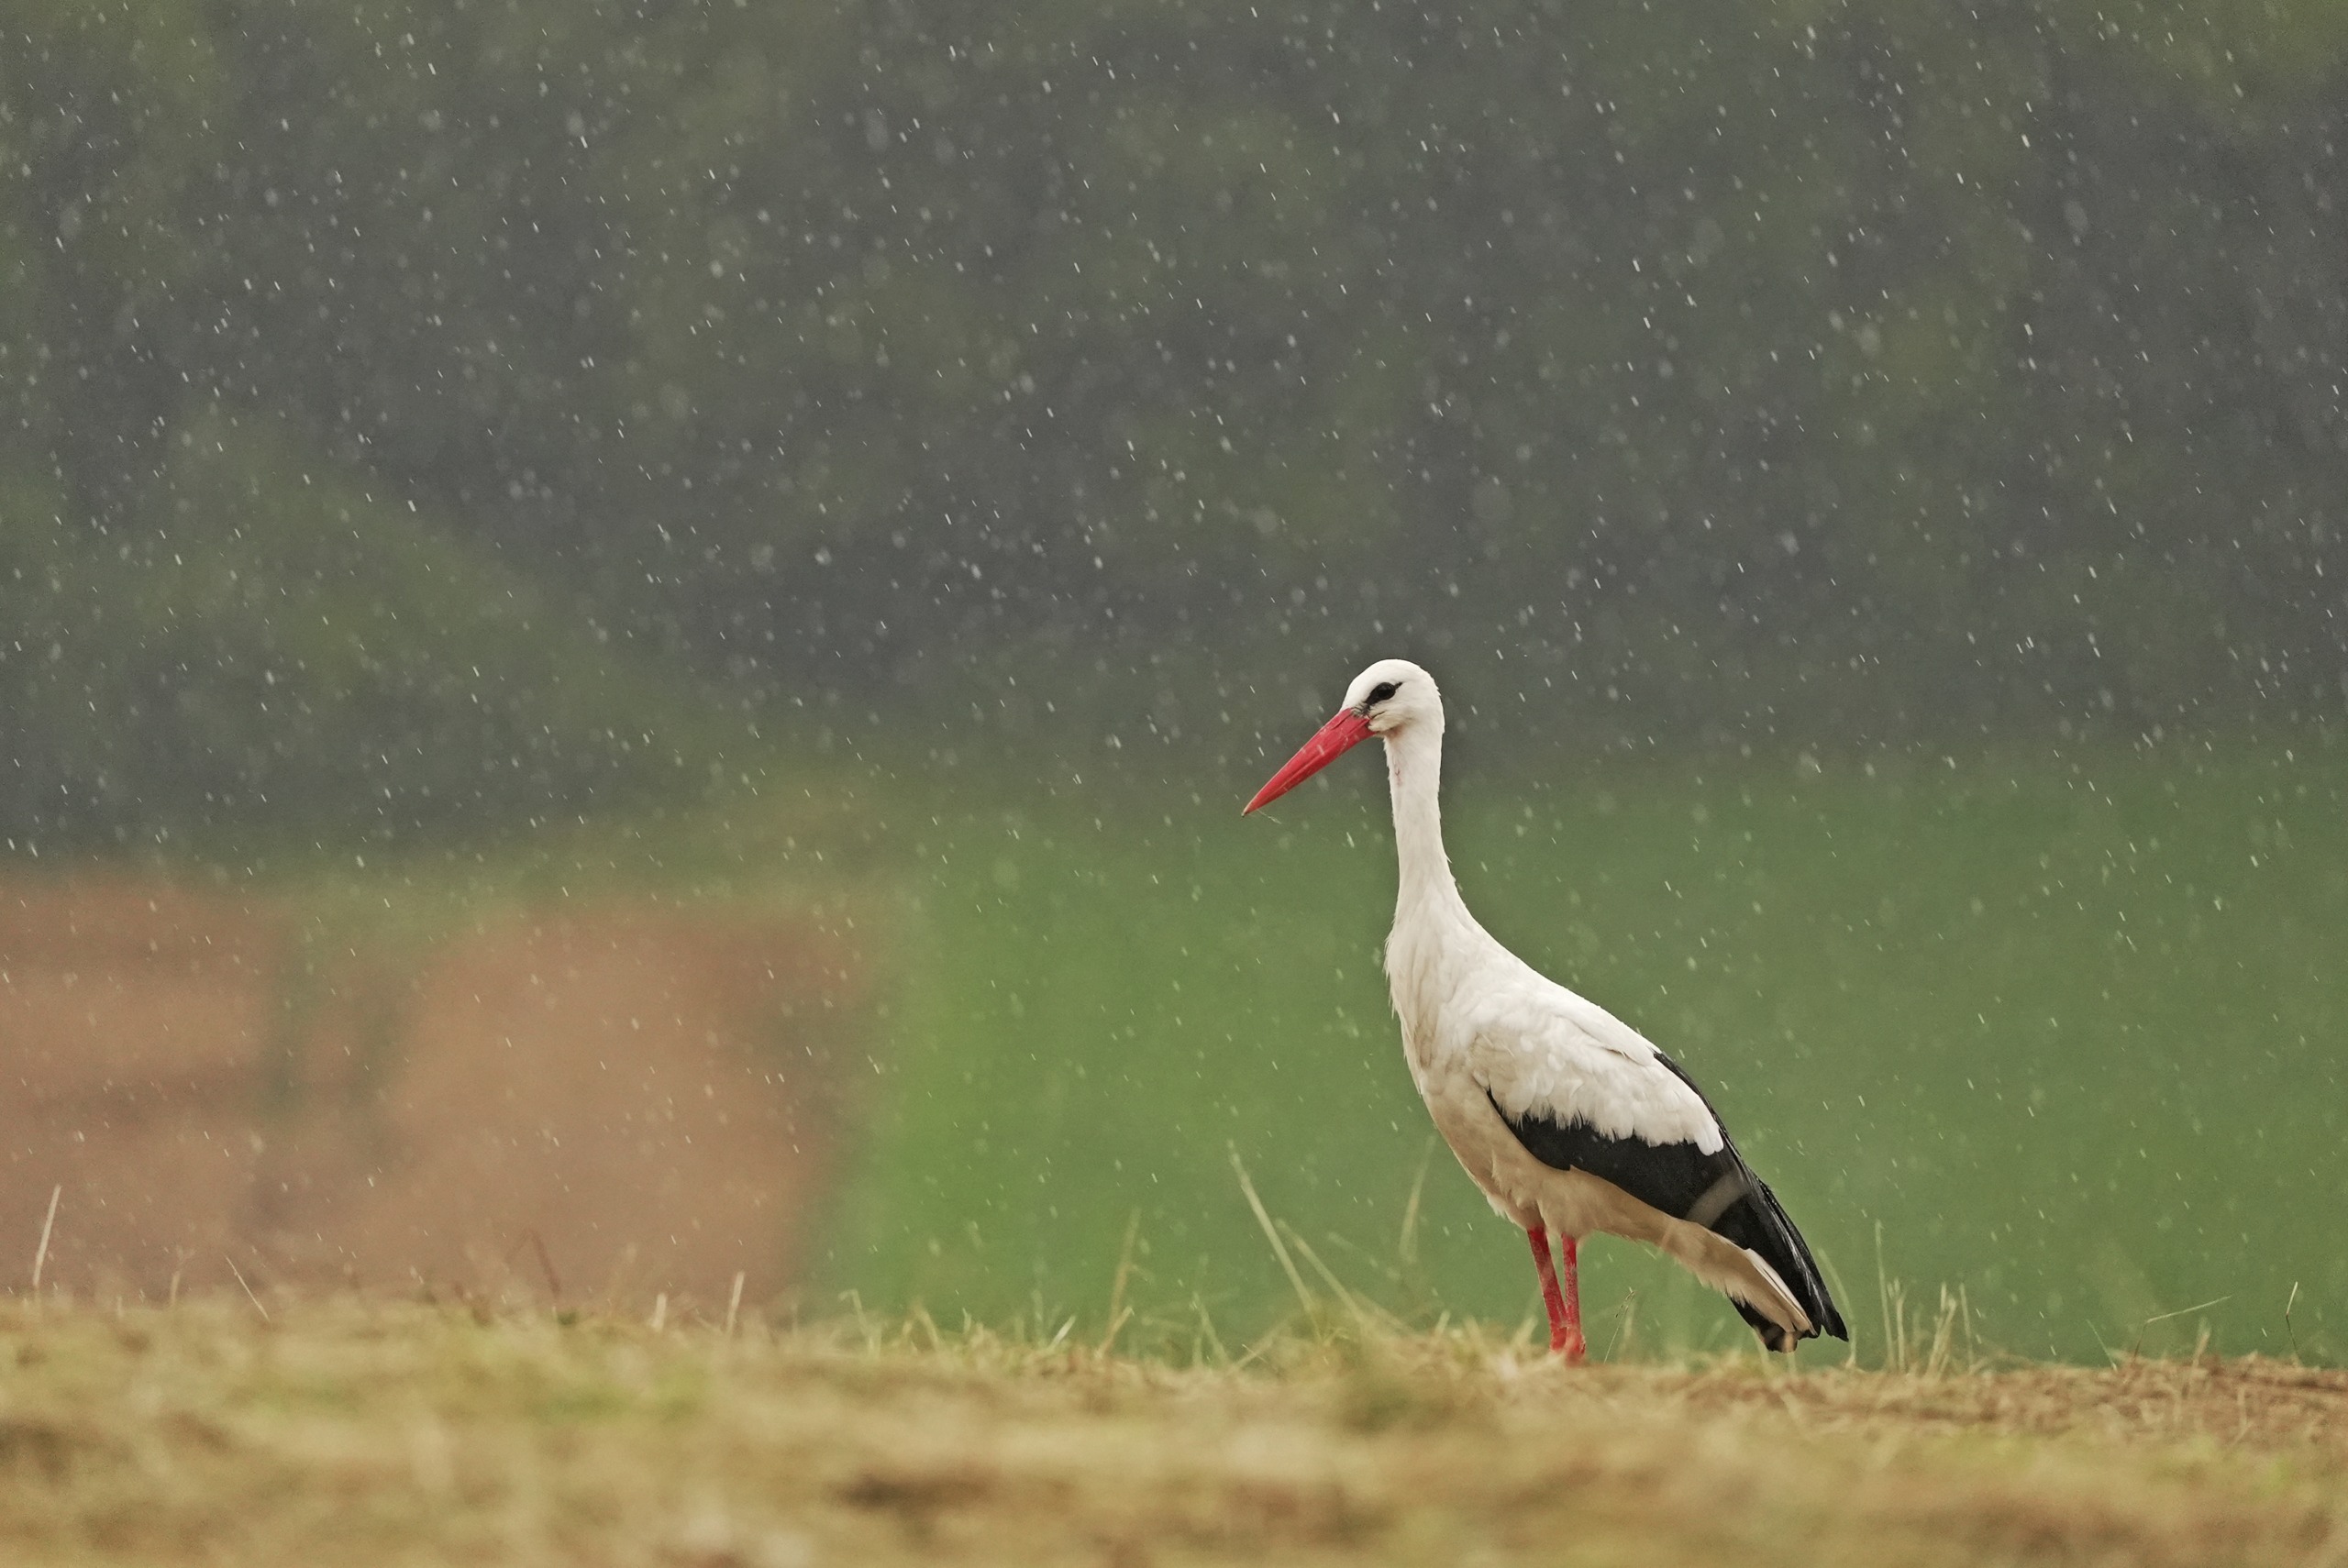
[4,0,2346,842]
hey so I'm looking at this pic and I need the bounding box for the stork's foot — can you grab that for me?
[1527,1226,1588,1364]
[1551,1302,1587,1362]
[1546,1302,1587,1361]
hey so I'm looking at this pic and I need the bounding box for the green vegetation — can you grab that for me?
[7,0,2348,844]
[829,743,2348,1365]
[0,1298,2340,1566]
[0,409,741,844]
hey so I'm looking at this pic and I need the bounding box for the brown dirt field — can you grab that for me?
[0,878,869,1308]
[0,1301,2341,1567]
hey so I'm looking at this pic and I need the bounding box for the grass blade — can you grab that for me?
[1229,1144,1314,1317]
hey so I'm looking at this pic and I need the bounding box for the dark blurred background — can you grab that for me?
[8,0,2346,843]
[2,1,2342,1360]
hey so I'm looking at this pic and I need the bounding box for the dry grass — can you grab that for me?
[0,1297,2340,1567]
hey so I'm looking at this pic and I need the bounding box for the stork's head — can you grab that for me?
[1243,658,1439,814]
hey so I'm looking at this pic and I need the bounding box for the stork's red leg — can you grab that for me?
[1557,1233,1585,1362]
[1526,1225,1584,1361]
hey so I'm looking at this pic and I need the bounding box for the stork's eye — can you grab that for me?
[1366,680,1400,704]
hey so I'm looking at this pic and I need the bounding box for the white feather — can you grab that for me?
[1470,981,1722,1152]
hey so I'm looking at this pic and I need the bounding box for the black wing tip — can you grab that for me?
[1735,1302,1840,1352]
[1793,1313,1853,1349]
[1732,1173,1846,1346]
[1740,1302,1850,1352]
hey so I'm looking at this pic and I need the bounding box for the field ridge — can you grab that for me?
[0,1298,2341,1565]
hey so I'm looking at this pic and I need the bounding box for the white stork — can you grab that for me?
[1245,658,1846,1360]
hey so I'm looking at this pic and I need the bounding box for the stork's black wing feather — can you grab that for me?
[1490,1055,1846,1348]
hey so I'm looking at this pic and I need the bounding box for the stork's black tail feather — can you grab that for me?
[1710,1154,1846,1348]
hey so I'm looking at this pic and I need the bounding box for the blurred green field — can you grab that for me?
[823,742,2348,1365]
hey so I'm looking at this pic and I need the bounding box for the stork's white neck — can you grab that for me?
[1382,718,1468,924]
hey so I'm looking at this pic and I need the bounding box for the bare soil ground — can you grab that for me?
[0,1298,2339,1567]
[0,876,866,1305]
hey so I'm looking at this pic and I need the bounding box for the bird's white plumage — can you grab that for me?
[1316,658,1805,1337]
[1347,659,1718,1167]
[1268,661,1831,1352]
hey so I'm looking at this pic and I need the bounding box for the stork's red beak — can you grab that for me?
[1243,708,1375,814]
